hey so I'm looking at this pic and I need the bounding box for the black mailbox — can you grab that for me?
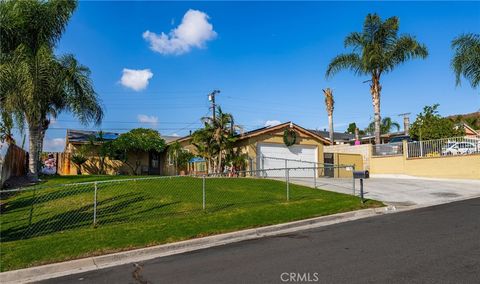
[353,170,369,179]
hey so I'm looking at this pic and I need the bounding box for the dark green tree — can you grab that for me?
[111,128,166,175]
[410,104,465,140]
[193,107,240,173]
[167,141,194,175]
[326,13,428,144]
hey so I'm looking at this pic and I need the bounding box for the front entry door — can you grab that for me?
[323,153,334,177]
[148,151,160,175]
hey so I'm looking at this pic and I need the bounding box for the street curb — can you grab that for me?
[1,207,387,284]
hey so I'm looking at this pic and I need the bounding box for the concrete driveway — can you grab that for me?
[287,176,480,206]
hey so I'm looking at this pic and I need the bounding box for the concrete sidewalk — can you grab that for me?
[287,176,480,206]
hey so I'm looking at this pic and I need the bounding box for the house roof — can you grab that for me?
[66,129,120,144]
[172,122,332,145]
[66,129,181,144]
[309,130,355,141]
[455,122,479,135]
[162,136,182,143]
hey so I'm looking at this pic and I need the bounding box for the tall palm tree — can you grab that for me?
[0,0,103,180]
[322,88,335,144]
[451,33,480,90]
[326,13,428,144]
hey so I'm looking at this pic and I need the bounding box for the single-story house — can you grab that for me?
[62,123,362,178]
[61,129,178,175]
[162,122,333,177]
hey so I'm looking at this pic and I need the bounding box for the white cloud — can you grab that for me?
[143,9,217,55]
[120,69,153,91]
[43,138,65,152]
[171,133,180,137]
[264,120,281,127]
[137,114,159,125]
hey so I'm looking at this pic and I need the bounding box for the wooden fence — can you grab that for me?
[0,143,27,188]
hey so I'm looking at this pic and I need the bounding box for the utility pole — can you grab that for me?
[398,113,411,135]
[208,90,220,121]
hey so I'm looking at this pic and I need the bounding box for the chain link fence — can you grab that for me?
[0,166,359,244]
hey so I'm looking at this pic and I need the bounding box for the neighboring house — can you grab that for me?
[455,122,479,137]
[309,130,355,145]
[163,122,332,177]
[62,129,178,175]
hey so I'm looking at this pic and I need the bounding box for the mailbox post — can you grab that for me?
[353,170,369,204]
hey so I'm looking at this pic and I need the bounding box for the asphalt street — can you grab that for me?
[40,198,480,284]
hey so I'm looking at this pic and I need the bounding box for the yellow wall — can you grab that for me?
[64,143,152,175]
[370,155,405,175]
[333,153,363,178]
[370,152,480,179]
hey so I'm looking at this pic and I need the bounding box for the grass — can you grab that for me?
[0,175,383,272]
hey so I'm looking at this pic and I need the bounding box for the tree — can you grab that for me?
[198,107,239,173]
[451,33,480,89]
[322,88,335,144]
[87,132,112,175]
[111,128,166,175]
[326,13,428,144]
[225,147,248,173]
[71,145,88,175]
[410,104,464,140]
[192,107,241,173]
[0,112,14,143]
[0,0,103,180]
[167,141,194,175]
[345,122,365,136]
[365,117,401,135]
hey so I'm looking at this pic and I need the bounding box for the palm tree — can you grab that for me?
[451,33,480,89]
[192,107,241,173]
[365,117,401,135]
[0,0,103,180]
[192,122,217,173]
[71,145,88,175]
[322,88,335,144]
[201,107,239,173]
[326,13,428,144]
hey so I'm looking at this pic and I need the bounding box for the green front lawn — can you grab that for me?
[0,175,382,271]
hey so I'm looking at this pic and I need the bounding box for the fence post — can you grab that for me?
[352,167,356,196]
[360,178,365,204]
[313,166,316,189]
[286,168,290,201]
[93,182,98,225]
[261,155,265,178]
[202,175,206,210]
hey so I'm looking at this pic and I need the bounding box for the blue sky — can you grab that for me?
[35,1,479,151]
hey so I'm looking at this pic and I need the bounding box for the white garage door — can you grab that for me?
[257,143,318,177]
